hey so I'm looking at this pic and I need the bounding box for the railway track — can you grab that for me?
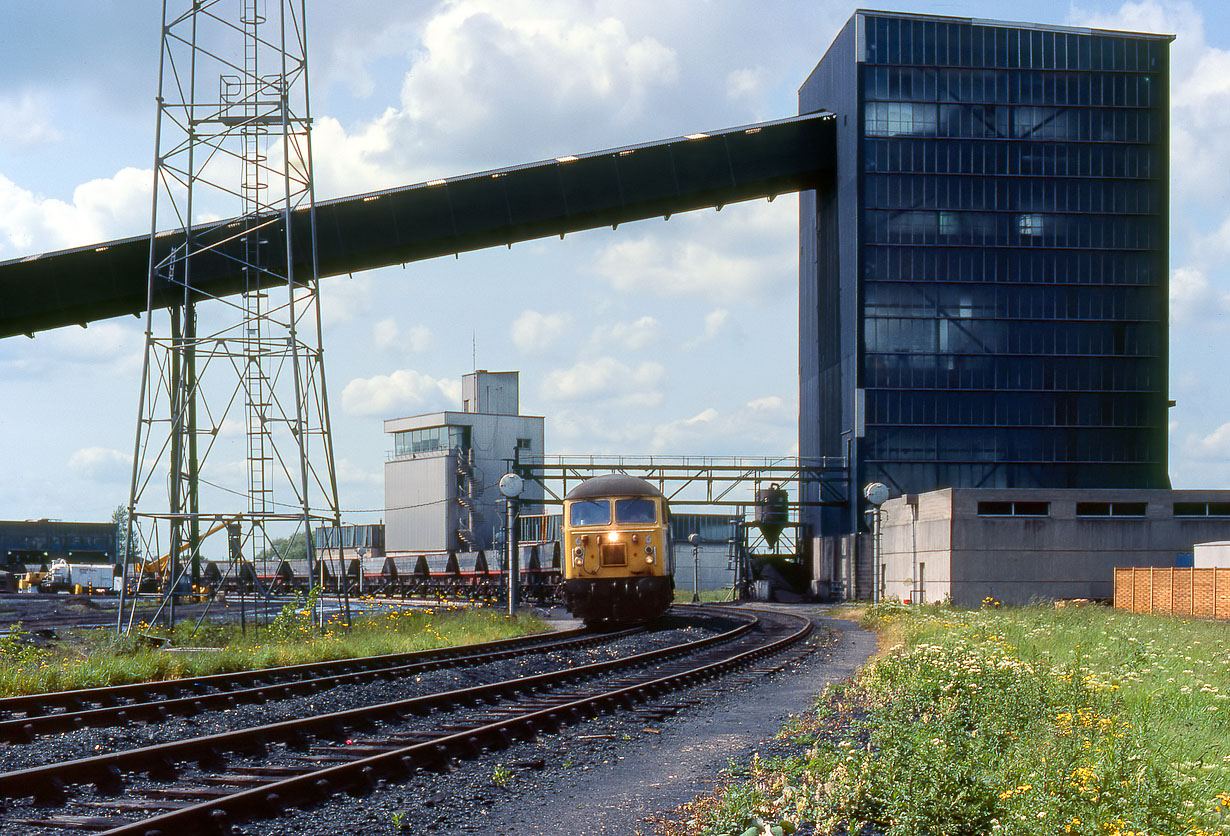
[0,606,812,836]
[0,625,625,743]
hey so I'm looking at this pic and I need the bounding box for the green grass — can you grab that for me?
[673,587,736,604]
[0,600,545,698]
[681,603,1230,836]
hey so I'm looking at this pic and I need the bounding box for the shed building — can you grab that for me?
[852,488,1230,606]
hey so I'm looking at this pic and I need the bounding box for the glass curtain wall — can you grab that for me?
[857,15,1170,492]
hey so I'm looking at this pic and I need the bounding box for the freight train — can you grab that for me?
[560,474,674,624]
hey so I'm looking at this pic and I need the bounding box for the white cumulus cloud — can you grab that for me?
[590,198,795,303]
[335,457,383,487]
[511,310,573,354]
[547,410,654,453]
[684,308,731,350]
[593,316,663,352]
[1169,266,1230,325]
[1,320,144,378]
[341,369,460,417]
[319,274,375,328]
[311,1,680,197]
[1192,422,1230,461]
[650,408,719,451]
[747,395,787,413]
[0,91,61,149]
[67,447,130,482]
[540,357,664,405]
[649,395,797,454]
[726,66,767,102]
[0,167,149,258]
[373,318,433,355]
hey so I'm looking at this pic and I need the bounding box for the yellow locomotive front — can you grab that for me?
[561,474,674,624]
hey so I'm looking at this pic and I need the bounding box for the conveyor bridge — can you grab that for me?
[0,111,834,339]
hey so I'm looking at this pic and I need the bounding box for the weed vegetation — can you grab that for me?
[673,588,736,604]
[0,597,544,698]
[682,603,1230,836]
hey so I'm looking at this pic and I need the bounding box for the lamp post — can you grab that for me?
[498,472,524,616]
[688,533,700,603]
[863,482,889,604]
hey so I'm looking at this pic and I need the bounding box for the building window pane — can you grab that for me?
[977,500,1050,516]
[1077,501,1147,517]
[865,102,938,136]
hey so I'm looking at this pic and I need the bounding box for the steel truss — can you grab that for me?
[512,455,849,511]
[121,0,345,630]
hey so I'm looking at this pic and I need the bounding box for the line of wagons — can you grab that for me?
[12,476,677,627]
[196,545,563,605]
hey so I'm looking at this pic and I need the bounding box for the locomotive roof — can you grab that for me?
[563,474,665,501]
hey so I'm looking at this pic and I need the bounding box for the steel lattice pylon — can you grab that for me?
[120,0,345,630]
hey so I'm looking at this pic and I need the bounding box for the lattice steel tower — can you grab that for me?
[122,0,342,625]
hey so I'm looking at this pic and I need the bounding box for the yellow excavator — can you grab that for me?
[132,516,242,593]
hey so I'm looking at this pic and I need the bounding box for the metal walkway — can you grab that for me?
[0,112,834,339]
[512,454,849,510]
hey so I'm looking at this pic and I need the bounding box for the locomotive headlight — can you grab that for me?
[607,531,620,542]
[645,555,654,564]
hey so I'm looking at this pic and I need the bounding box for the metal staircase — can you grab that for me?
[455,448,482,551]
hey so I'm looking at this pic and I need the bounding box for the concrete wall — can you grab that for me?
[384,453,454,553]
[878,489,953,604]
[462,371,518,416]
[876,488,1230,607]
[1195,541,1230,568]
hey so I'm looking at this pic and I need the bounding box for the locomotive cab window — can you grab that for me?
[569,500,611,526]
[615,499,657,524]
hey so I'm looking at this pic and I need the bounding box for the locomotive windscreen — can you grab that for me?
[615,499,657,523]
[570,501,611,526]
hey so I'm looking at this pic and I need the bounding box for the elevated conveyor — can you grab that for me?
[0,112,834,338]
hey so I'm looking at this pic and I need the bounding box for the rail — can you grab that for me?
[0,606,813,836]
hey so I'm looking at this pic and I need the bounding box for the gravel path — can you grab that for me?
[464,608,874,836]
[247,606,873,836]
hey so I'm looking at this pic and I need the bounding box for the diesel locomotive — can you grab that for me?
[561,474,674,624]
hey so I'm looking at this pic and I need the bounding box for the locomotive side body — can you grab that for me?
[561,474,674,624]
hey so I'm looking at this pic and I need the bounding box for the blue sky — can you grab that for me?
[2,0,1229,527]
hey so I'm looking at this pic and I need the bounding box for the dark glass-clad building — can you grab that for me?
[799,11,1173,532]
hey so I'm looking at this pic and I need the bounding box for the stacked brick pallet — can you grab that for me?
[1113,567,1230,620]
